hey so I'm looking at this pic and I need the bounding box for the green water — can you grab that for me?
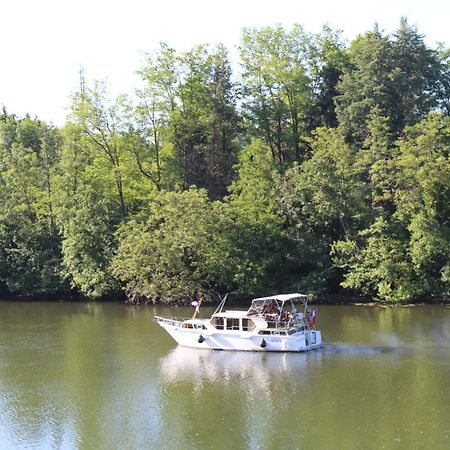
[0,302,448,450]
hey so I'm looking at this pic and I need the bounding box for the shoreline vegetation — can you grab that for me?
[0,292,448,307]
[0,19,449,305]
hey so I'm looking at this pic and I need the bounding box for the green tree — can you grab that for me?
[135,43,182,192]
[332,218,418,302]
[276,128,362,293]
[390,19,442,132]
[139,44,240,199]
[240,25,311,164]
[240,25,348,165]
[56,84,141,298]
[336,20,444,146]
[58,184,119,298]
[333,113,450,301]
[0,116,65,294]
[70,82,130,217]
[307,26,350,128]
[112,189,239,302]
[335,27,395,145]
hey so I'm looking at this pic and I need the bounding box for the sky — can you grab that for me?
[1,0,449,126]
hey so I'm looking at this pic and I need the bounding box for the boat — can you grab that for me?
[154,293,322,352]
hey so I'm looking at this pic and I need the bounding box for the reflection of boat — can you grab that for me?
[159,346,309,387]
[155,293,322,352]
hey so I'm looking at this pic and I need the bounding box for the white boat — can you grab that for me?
[155,293,322,352]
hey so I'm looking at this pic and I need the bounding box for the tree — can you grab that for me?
[240,25,349,166]
[307,26,350,129]
[0,116,66,294]
[332,113,450,301]
[57,84,142,298]
[390,18,442,132]
[139,44,240,199]
[58,184,119,298]
[112,189,241,302]
[335,20,444,146]
[275,128,362,292]
[70,82,130,217]
[335,27,395,145]
[240,25,312,164]
[135,43,181,192]
[332,217,418,302]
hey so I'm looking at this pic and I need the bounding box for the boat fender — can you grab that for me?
[198,335,205,343]
[260,338,267,348]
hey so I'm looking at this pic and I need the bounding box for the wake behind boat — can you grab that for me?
[155,293,322,352]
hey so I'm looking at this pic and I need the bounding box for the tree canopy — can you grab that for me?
[0,20,449,303]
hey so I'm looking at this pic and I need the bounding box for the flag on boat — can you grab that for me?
[308,309,317,327]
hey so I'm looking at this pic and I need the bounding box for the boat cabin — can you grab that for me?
[208,293,309,333]
[210,312,258,332]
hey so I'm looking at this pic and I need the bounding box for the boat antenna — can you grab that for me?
[213,293,228,315]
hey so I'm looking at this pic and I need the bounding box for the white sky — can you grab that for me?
[1,0,449,126]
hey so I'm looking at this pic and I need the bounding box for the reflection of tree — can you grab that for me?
[0,303,164,449]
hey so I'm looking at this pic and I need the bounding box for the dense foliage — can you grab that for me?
[0,20,449,303]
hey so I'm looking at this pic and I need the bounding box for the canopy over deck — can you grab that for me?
[246,293,308,318]
[251,293,308,303]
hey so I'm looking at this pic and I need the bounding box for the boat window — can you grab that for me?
[182,323,194,329]
[226,318,240,331]
[194,324,206,330]
[242,318,255,332]
[258,329,288,336]
[273,331,287,336]
[210,317,224,329]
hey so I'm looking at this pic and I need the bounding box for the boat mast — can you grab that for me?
[213,293,228,315]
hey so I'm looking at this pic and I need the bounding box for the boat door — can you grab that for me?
[305,331,317,346]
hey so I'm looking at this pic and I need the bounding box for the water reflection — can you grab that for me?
[159,341,403,390]
[160,347,312,386]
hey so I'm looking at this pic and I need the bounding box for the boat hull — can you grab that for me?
[157,321,322,352]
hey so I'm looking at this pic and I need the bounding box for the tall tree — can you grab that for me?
[307,26,350,129]
[332,113,450,301]
[335,26,395,146]
[70,82,129,217]
[390,18,442,132]
[56,84,141,298]
[139,44,240,198]
[275,128,363,292]
[135,43,181,192]
[240,25,312,164]
[0,116,65,294]
[336,20,444,146]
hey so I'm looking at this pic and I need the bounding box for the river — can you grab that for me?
[0,301,449,449]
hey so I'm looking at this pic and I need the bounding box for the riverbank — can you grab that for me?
[0,291,448,306]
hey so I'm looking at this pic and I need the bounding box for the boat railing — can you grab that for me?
[154,316,185,327]
[265,317,309,331]
[265,320,288,330]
